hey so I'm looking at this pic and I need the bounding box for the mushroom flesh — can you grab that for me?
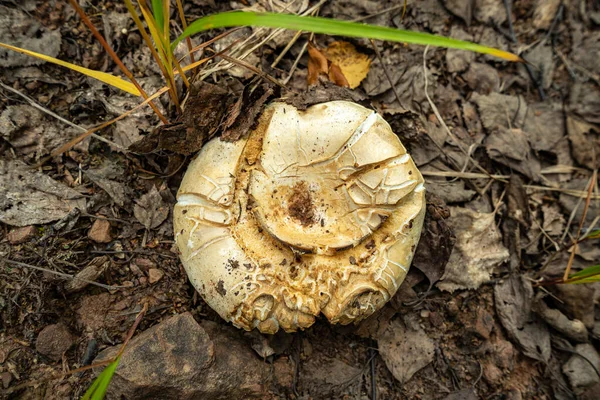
[174,101,425,333]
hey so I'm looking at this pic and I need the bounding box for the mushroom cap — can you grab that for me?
[174,101,425,333]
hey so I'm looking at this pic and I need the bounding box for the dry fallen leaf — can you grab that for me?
[495,275,551,363]
[437,207,510,292]
[307,43,330,85]
[323,41,372,89]
[307,42,349,88]
[567,116,599,170]
[378,317,435,384]
[0,159,87,226]
[134,186,169,230]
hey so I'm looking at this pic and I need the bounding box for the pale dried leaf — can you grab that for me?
[134,186,169,230]
[0,5,61,67]
[86,161,130,208]
[437,207,509,292]
[494,276,551,363]
[0,159,87,226]
[378,318,435,384]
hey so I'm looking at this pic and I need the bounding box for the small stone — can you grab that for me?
[474,308,494,339]
[1,371,12,389]
[133,257,156,272]
[36,324,75,361]
[93,313,267,399]
[88,219,112,243]
[129,262,143,276]
[429,311,444,328]
[147,268,164,284]
[483,362,503,385]
[447,299,460,317]
[7,226,36,244]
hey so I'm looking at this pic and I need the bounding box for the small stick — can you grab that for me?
[207,49,286,88]
[2,258,127,291]
[563,170,597,280]
[0,81,126,152]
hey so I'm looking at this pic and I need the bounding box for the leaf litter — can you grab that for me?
[0,159,86,226]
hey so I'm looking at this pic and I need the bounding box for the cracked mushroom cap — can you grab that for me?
[174,101,425,333]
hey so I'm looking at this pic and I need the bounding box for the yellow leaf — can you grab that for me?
[0,42,140,96]
[323,41,371,89]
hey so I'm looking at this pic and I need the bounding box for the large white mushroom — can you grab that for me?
[174,101,425,333]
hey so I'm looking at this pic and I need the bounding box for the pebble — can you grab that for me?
[148,268,164,284]
[88,219,112,243]
[7,226,36,244]
[36,324,75,361]
[1,371,12,389]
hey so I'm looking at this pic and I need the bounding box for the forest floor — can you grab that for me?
[1,0,599,399]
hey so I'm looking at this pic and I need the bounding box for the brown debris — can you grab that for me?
[221,82,275,142]
[88,219,112,243]
[7,225,36,244]
[287,181,316,227]
[35,323,75,361]
[147,268,164,284]
[129,82,230,155]
[307,42,350,88]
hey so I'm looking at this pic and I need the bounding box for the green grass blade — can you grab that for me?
[0,42,140,96]
[173,11,522,62]
[81,357,121,400]
[152,0,165,34]
[564,275,600,284]
[586,229,600,240]
[566,264,600,281]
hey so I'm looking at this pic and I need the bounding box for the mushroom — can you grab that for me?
[174,101,425,333]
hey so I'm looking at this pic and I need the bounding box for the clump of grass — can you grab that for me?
[2,4,521,117]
